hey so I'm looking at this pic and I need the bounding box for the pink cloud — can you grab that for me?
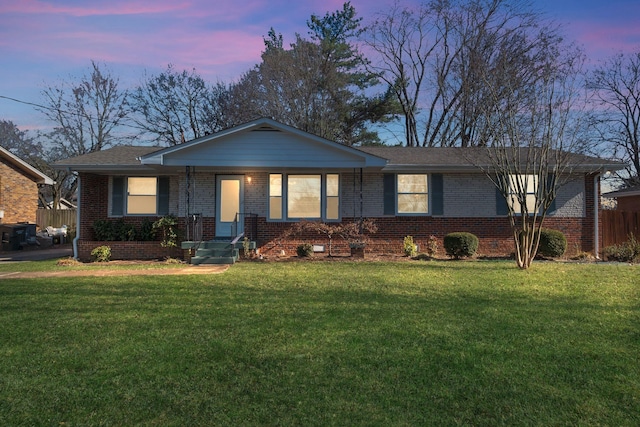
[0,0,189,16]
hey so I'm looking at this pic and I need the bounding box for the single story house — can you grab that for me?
[0,145,54,224]
[603,185,640,211]
[54,118,624,262]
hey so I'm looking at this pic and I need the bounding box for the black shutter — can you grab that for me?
[496,186,508,216]
[383,174,396,215]
[158,176,170,215]
[112,176,124,216]
[431,173,443,215]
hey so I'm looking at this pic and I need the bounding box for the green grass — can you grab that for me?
[1,260,638,426]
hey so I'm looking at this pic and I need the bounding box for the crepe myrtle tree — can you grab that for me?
[478,48,588,269]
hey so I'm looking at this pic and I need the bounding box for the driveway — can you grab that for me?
[0,244,73,262]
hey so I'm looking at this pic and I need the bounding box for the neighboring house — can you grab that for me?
[603,186,640,211]
[40,197,77,210]
[54,118,624,262]
[0,145,54,224]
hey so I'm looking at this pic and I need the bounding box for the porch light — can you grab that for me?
[246,176,252,183]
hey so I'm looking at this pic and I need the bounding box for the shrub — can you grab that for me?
[153,215,179,248]
[537,228,567,258]
[138,218,156,241]
[113,219,136,242]
[93,219,115,241]
[403,236,417,257]
[91,245,111,262]
[443,232,479,259]
[296,243,314,257]
[426,235,439,258]
[603,234,640,262]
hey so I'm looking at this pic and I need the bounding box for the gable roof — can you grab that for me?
[138,118,388,169]
[0,145,54,184]
[53,119,625,174]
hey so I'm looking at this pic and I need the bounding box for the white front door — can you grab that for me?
[216,175,244,238]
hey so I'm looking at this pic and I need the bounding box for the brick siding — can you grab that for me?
[0,157,40,224]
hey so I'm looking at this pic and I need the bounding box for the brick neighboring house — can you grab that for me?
[54,118,624,262]
[603,186,640,211]
[0,145,54,224]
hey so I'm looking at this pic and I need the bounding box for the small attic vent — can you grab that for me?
[251,126,281,132]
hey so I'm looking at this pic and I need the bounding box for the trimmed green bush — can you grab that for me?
[537,228,567,258]
[91,245,111,262]
[444,232,479,259]
[403,236,417,257]
[296,243,314,257]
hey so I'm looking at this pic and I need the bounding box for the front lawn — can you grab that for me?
[0,261,638,425]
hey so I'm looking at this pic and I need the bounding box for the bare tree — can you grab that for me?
[479,49,588,269]
[40,60,129,156]
[587,51,640,188]
[38,60,128,208]
[130,64,230,146]
[363,0,565,147]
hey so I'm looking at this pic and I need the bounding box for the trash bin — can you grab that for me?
[0,223,37,251]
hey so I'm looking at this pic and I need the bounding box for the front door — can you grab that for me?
[216,175,244,238]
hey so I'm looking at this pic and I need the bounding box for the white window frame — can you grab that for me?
[268,173,341,221]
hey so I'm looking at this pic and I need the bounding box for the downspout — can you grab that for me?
[73,173,81,260]
[594,172,601,260]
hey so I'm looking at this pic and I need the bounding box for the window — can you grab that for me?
[269,173,340,220]
[508,174,538,214]
[269,174,283,220]
[111,176,169,216]
[397,174,428,214]
[326,174,339,220]
[127,177,157,214]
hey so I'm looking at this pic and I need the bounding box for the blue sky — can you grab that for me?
[0,0,638,133]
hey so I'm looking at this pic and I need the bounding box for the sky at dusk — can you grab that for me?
[0,0,639,134]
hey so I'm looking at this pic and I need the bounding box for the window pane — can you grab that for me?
[326,197,339,220]
[270,197,282,219]
[128,177,157,195]
[127,177,157,214]
[508,174,538,214]
[398,174,427,193]
[288,175,321,218]
[128,195,157,214]
[327,174,339,197]
[270,174,282,197]
[398,194,428,214]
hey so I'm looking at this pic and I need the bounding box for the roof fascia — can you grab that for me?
[0,146,54,184]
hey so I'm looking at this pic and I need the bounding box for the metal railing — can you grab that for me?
[232,212,258,241]
[186,213,203,242]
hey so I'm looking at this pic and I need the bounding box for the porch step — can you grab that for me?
[183,240,245,265]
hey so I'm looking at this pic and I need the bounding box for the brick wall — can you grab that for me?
[0,158,40,224]
[77,240,183,262]
[251,215,593,258]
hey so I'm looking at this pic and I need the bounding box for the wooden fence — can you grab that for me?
[36,208,77,230]
[601,209,640,248]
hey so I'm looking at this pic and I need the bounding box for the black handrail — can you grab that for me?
[232,212,258,241]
